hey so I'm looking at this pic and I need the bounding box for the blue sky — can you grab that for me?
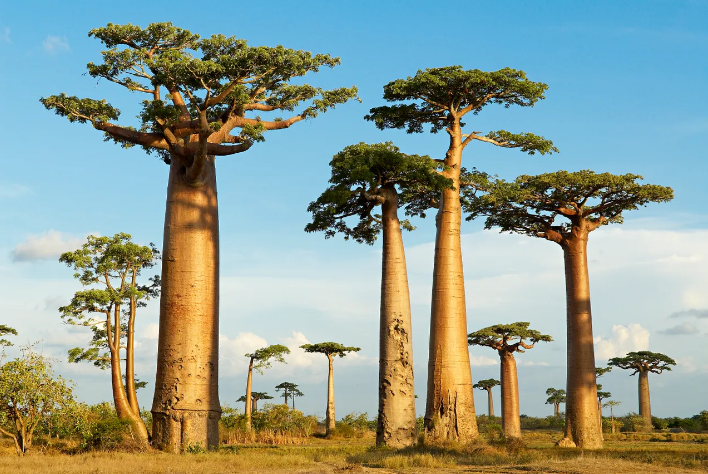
[0,1,707,421]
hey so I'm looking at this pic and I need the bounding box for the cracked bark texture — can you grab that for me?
[151,155,220,452]
[558,231,602,449]
[376,187,416,448]
[425,133,478,441]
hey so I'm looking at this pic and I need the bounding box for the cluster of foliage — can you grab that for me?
[334,412,376,438]
[518,414,566,431]
[220,404,317,445]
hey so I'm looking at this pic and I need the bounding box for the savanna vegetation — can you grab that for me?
[0,17,703,474]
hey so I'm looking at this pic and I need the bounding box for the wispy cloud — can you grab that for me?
[42,35,70,54]
[1,27,10,43]
[11,230,91,262]
[0,183,30,199]
[669,308,708,319]
[660,322,700,336]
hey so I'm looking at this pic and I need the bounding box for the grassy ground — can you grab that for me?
[1,430,706,473]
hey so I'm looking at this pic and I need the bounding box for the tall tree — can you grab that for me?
[300,342,360,435]
[365,66,556,441]
[545,388,566,418]
[59,233,159,443]
[463,170,673,448]
[244,345,290,430]
[41,22,358,452]
[305,142,451,447]
[275,382,299,407]
[290,387,304,409]
[608,351,676,430]
[473,379,500,418]
[468,322,552,438]
[595,366,612,438]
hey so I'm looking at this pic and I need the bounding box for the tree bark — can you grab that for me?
[554,402,560,418]
[326,354,335,435]
[151,154,221,452]
[558,232,602,449]
[376,187,417,448]
[126,295,143,425]
[245,358,254,431]
[638,370,652,430]
[487,388,494,418]
[499,351,521,438]
[425,127,478,441]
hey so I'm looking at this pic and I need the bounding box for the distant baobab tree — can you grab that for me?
[468,322,552,438]
[275,382,299,407]
[603,400,621,434]
[306,142,451,447]
[237,392,273,413]
[473,379,500,417]
[41,22,358,452]
[244,345,290,430]
[463,170,673,448]
[608,351,676,430]
[300,342,360,435]
[366,66,557,441]
[546,388,566,418]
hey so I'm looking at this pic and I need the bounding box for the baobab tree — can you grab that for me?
[290,388,304,409]
[0,325,17,349]
[473,379,500,418]
[468,322,552,438]
[244,345,290,430]
[300,342,360,435]
[306,142,451,447]
[41,22,358,452]
[463,170,673,448]
[608,351,676,430]
[546,388,566,418]
[275,382,299,407]
[603,400,621,434]
[365,66,556,441]
[237,392,273,413]
[59,233,159,443]
[596,366,612,437]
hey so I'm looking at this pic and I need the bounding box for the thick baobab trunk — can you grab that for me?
[326,354,335,435]
[558,233,602,449]
[425,133,478,441]
[487,389,494,418]
[638,370,652,430]
[376,187,417,448]
[499,351,521,438]
[151,155,220,452]
[245,359,254,431]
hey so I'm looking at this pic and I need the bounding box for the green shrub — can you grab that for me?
[80,403,131,451]
[698,411,708,431]
[620,412,650,432]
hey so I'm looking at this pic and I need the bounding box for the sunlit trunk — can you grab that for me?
[638,370,652,430]
[376,186,416,448]
[326,354,335,434]
[126,297,141,417]
[487,388,494,418]
[499,351,521,438]
[554,402,560,418]
[558,232,602,449]
[151,155,220,452]
[425,128,478,441]
[245,359,254,431]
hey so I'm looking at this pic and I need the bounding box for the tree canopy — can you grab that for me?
[546,388,566,405]
[608,351,676,375]
[300,342,360,358]
[462,170,674,243]
[0,325,17,348]
[364,66,556,154]
[596,384,612,403]
[238,392,273,403]
[473,379,500,391]
[305,142,453,244]
[468,322,552,352]
[596,367,612,378]
[40,22,358,174]
[246,344,291,374]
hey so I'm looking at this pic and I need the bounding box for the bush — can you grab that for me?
[652,416,669,430]
[79,403,132,451]
[620,412,650,432]
[518,415,564,431]
[698,411,708,431]
[219,403,317,445]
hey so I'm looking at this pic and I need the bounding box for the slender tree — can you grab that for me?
[306,142,451,447]
[275,382,299,407]
[595,366,612,438]
[603,400,621,434]
[546,388,566,418]
[41,22,358,452]
[468,323,552,438]
[244,345,290,430]
[463,170,673,448]
[290,388,304,409]
[608,351,676,430]
[365,66,556,441]
[238,392,273,413]
[473,379,500,418]
[59,233,159,443]
[300,342,360,435]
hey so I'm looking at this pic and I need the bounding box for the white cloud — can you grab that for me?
[143,323,159,340]
[594,324,650,360]
[0,183,30,199]
[43,35,70,54]
[669,308,708,319]
[469,355,498,366]
[11,230,91,262]
[1,27,10,43]
[660,322,700,336]
[279,331,316,368]
[517,360,550,367]
[219,332,268,376]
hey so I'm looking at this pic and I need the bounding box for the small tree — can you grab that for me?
[595,366,612,437]
[290,388,304,409]
[275,382,299,407]
[59,233,159,443]
[306,142,451,447]
[366,66,556,441]
[244,345,290,430]
[468,322,552,438]
[608,351,676,430]
[546,388,566,418]
[238,392,273,413]
[603,400,621,434]
[463,170,673,448]
[0,346,78,455]
[300,342,360,435]
[473,379,500,418]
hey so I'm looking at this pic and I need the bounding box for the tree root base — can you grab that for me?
[555,437,577,448]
